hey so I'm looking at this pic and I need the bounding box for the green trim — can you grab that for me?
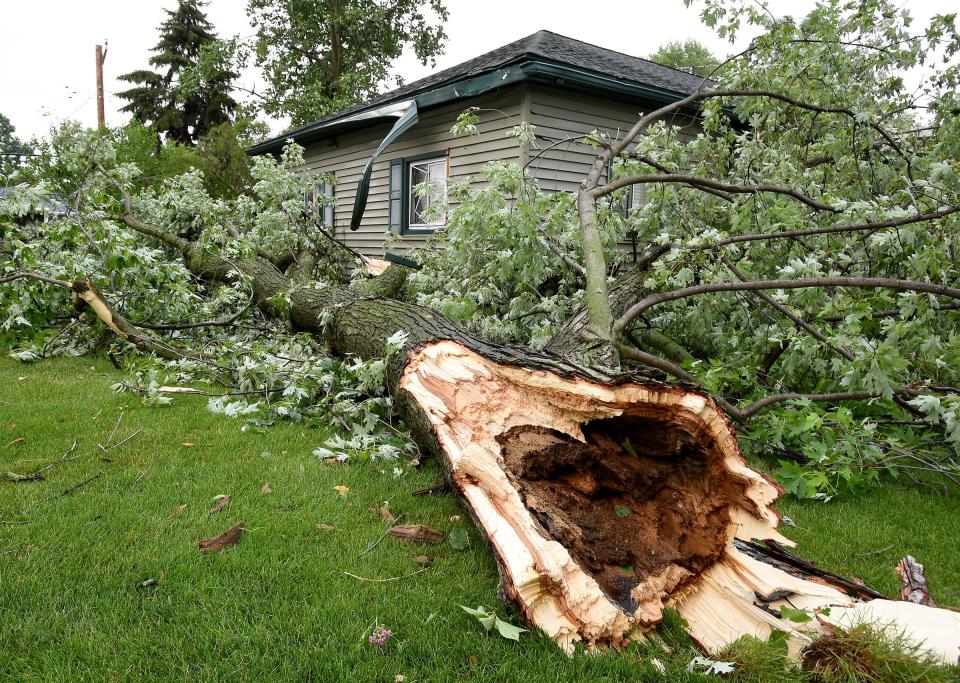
[399,151,448,236]
[519,61,688,107]
[349,102,419,231]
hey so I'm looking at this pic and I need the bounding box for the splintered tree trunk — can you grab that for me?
[77,252,960,661]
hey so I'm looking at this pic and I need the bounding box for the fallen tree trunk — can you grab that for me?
[65,246,960,661]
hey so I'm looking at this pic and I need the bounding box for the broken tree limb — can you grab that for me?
[896,555,936,607]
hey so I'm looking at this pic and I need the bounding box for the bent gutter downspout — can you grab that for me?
[349,100,419,231]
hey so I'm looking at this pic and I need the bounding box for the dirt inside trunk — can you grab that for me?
[498,408,744,625]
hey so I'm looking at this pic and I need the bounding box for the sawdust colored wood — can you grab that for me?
[396,339,960,661]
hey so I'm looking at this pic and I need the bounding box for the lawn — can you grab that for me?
[1,356,958,682]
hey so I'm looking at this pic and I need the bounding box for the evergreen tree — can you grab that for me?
[117,0,238,145]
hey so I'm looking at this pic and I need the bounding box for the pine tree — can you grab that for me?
[117,0,238,145]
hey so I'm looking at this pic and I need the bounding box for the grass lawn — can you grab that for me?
[1,356,958,682]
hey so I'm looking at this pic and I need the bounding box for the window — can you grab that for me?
[621,183,647,216]
[306,173,335,227]
[408,157,447,230]
[607,159,647,217]
[388,153,448,235]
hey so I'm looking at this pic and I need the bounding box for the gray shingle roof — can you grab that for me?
[284,29,709,134]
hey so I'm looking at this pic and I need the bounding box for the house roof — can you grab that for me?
[0,187,69,216]
[249,30,710,155]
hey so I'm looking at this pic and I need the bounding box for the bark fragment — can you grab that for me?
[896,555,936,607]
[388,524,444,544]
[199,522,245,551]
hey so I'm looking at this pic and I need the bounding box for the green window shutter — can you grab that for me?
[388,159,404,234]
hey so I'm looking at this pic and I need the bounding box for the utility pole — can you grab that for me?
[95,44,106,131]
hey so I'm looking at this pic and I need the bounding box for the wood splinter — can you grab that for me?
[896,555,936,607]
[388,524,444,544]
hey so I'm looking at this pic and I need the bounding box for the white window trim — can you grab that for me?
[406,156,447,231]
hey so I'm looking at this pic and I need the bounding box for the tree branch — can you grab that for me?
[593,173,838,213]
[614,277,960,336]
[721,256,854,361]
[699,204,960,249]
[536,227,585,276]
[0,271,72,288]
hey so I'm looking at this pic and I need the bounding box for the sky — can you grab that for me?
[0,0,951,142]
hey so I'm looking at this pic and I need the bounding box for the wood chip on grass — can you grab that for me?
[198,522,245,552]
[207,494,230,515]
[388,524,444,544]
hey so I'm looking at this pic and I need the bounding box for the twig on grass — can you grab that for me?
[6,439,81,483]
[856,545,895,558]
[129,454,158,490]
[343,568,429,583]
[99,427,143,453]
[53,472,102,498]
[358,512,406,557]
[108,413,123,444]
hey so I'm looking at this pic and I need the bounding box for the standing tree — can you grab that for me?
[117,0,238,145]
[0,113,32,177]
[4,0,960,663]
[647,39,720,76]
[246,0,449,125]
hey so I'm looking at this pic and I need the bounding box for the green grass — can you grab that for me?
[1,357,958,682]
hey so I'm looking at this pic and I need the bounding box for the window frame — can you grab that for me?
[306,172,335,228]
[606,158,646,218]
[400,151,448,236]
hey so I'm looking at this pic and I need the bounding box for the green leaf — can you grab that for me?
[448,527,470,550]
[460,605,526,639]
[779,605,812,623]
[614,504,631,518]
[493,616,528,641]
[460,604,495,631]
[459,605,487,618]
[621,437,638,457]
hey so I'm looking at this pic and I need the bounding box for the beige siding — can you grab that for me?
[301,88,523,258]
[527,85,701,193]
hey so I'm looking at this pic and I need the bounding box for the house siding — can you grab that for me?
[301,87,524,258]
[526,84,701,194]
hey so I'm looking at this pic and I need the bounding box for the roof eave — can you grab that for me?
[247,59,697,156]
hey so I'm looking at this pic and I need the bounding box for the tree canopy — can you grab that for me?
[117,0,239,145]
[0,112,32,177]
[246,0,449,126]
[646,38,720,76]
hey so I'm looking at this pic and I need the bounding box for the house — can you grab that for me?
[248,30,706,259]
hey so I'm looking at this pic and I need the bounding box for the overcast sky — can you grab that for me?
[0,0,950,142]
